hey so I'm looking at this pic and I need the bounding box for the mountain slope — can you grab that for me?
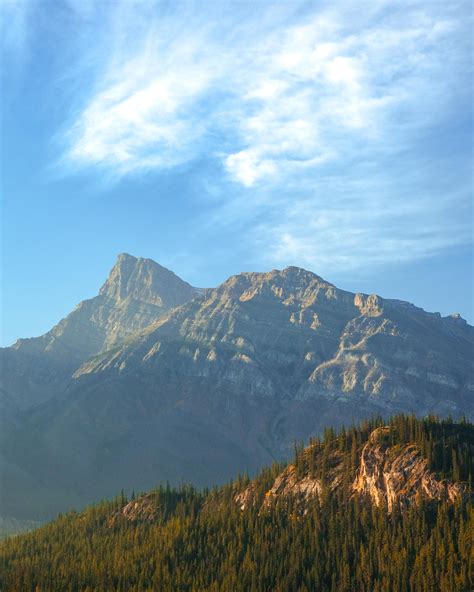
[1,259,473,522]
[0,253,199,410]
[1,416,471,592]
[75,265,474,419]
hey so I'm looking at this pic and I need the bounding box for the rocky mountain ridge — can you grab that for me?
[0,253,199,410]
[1,255,473,523]
[71,264,473,417]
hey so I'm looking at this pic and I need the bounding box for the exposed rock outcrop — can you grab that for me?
[234,466,325,514]
[354,293,384,317]
[108,493,158,526]
[352,427,466,512]
[233,427,468,514]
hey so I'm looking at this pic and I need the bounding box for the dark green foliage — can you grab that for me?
[0,415,472,592]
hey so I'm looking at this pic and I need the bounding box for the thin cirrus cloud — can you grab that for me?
[63,29,221,174]
[61,3,456,181]
[57,0,471,271]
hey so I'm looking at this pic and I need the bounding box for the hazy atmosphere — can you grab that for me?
[1,0,472,343]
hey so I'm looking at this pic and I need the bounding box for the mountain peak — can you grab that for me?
[216,266,333,304]
[3,254,200,408]
[280,265,329,283]
[113,252,141,268]
[99,253,197,307]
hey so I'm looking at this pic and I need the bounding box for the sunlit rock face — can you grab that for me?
[232,427,468,516]
[1,256,472,521]
[351,427,466,512]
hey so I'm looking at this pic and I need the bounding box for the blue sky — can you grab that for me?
[1,0,473,346]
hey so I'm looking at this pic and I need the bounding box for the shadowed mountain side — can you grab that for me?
[0,377,277,520]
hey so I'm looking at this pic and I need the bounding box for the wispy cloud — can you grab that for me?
[63,24,222,174]
[51,1,474,269]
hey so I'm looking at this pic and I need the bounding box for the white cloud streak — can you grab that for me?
[62,22,221,174]
[52,0,473,270]
[62,2,453,180]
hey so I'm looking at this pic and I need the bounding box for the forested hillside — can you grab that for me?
[0,415,472,592]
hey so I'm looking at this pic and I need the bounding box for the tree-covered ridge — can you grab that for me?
[0,415,472,592]
[293,414,473,483]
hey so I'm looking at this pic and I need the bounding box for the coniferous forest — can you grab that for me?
[0,415,472,592]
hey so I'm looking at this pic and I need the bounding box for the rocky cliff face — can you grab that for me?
[352,427,465,511]
[233,427,468,514]
[99,253,198,312]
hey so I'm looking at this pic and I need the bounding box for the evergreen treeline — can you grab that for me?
[0,415,472,592]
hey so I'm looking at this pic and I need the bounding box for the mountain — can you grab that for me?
[1,257,473,523]
[74,265,474,420]
[1,415,472,591]
[0,253,199,410]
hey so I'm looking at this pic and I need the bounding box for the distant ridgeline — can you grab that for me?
[1,415,472,592]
